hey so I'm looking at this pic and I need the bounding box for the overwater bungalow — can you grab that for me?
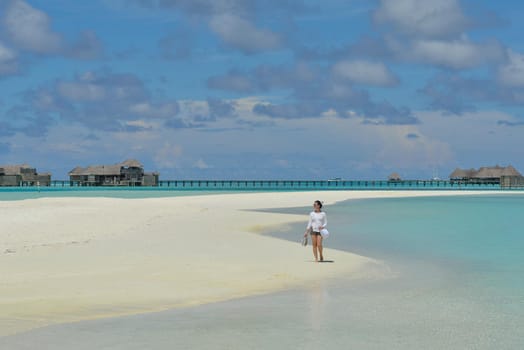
[0,164,51,186]
[388,172,402,182]
[68,159,159,186]
[449,168,477,181]
[449,165,523,186]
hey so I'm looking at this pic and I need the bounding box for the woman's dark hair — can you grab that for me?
[314,200,322,209]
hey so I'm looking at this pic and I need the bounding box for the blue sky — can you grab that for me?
[1,0,524,180]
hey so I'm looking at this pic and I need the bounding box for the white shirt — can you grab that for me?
[307,211,327,232]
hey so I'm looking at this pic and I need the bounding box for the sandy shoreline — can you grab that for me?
[0,190,511,336]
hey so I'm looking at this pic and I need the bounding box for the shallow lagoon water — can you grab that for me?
[0,188,232,201]
[1,194,523,349]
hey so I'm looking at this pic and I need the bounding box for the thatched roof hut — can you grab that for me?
[501,165,522,177]
[0,164,51,186]
[450,168,467,179]
[68,159,156,186]
[0,164,32,175]
[70,165,121,176]
[388,172,401,181]
[69,159,143,176]
[475,166,504,179]
[121,159,143,168]
[449,168,477,179]
[449,165,522,182]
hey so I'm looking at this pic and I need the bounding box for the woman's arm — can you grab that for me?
[321,213,327,229]
[304,213,312,236]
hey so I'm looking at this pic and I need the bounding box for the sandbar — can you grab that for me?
[0,190,507,336]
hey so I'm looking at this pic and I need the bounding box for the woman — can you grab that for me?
[304,200,327,262]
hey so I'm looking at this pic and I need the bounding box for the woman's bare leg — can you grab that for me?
[316,236,324,261]
[311,234,318,262]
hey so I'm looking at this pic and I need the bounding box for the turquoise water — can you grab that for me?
[0,178,511,202]
[327,195,524,285]
[0,183,515,201]
[0,188,235,201]
[270,194,524,347]
[1,194,523,349]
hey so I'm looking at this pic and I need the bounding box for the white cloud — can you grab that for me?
[53,71,148,104]
[209,14,281,53]
[25,70,183,132]
[417,110,524,167]
[497,50,524,87]
[154,142,183,169]
[129,102,178,118]
[373,123,454,171]
[388,37,505,69]
[176,100,210,118]
[373,1,507,71]
[57,81,106,102]
[332,60,398,87]
[4,0,63,54]
[5,95,524,179]
[0,42,18,75]
[193,158,212,169]
[321,108,339,118]
[373,0,468,39]
[123,119,156,130]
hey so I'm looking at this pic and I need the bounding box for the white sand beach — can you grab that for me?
[0,190,505,336]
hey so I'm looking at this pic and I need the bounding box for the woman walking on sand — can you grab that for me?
[304,200,327,262]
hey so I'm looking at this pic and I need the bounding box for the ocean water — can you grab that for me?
[0,188,233,201]
[0,178,510,202]
[1,194,523,349]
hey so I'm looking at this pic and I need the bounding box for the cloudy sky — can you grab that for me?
[1,0,524,180]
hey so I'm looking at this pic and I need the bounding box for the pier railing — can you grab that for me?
[34,179,510,190]
[155,179,503,190]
